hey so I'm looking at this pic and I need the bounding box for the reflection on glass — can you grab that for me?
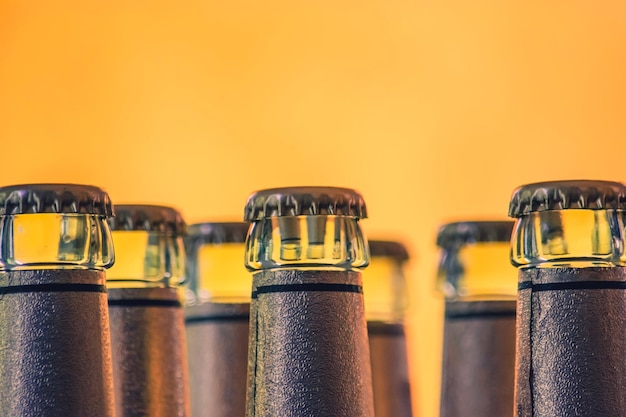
[107,230,184,287]
[245,215,369,271]
[0,213,114,270]
[511,209,624,268]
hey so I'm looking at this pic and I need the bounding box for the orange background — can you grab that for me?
[1,2,626,416]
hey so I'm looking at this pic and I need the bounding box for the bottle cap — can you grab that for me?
[109,205,186,235]
[187,222,249,244]
[244,186,367,221]
[368,240,410,262]
[437,221,514,248]
[508,180,626,218]
[0,184,113,216]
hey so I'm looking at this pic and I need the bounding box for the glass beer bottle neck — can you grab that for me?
[0,213,114,270]
[438,242,517,301]
[363,256,408,322]
[510,209,625,269]
[245,215,369,272]
[106,230,185,288]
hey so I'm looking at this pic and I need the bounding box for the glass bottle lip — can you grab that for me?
[509,209,626,268]
[437,240,517,299]
[436,221,515,297]
[363,251,409,322]
[244,215,370,271]
[107,230,185,286]
[0,213,115,270]
[184,231,250,302]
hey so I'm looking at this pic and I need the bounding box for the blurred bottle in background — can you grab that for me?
[107,205,190,417]
[436,221,516,417]
[0,184,116,417]
[244,186,374,417]
[364,240,414,417]
[509,180,626,417]
[185,222,251,417]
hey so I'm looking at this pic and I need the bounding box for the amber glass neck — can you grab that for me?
[510,209,625,269]
[107,230,184,288]
[245,215,369,272]
[186,242,250,304]
[438,241,517,301]
[363,255,408,323]
[0,213,114,270]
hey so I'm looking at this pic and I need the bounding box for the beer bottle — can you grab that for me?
[437,221,517,417]
[0,184,116,417]
[244,186,374,417]
[107,205,190,417]
[185,222,250,417]
[508,180,626,416]
[365,240,414,417]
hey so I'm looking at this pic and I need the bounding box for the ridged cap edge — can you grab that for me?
[368,240,410,262]
[244,186,367,221]
[186,222,249,244]
[0,184,113,216]
[437,221,514,248]
[508,180,626,217]
[109,205,186,235]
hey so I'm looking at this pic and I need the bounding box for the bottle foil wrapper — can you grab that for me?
[367,322,413,417]
[186,302,250,417]
[440,300,516,417]
[246,269,374,417]
[516,267,626,417]
[108,287,190,417]
[0,269,115,417]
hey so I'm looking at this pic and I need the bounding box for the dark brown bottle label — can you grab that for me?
[368,321,413,417]
[516,267,626,417]
[0,270,115,417]
[186,302,250,417]
[440,300,516,417]
[246,270,374,417]
[108,287,190,417]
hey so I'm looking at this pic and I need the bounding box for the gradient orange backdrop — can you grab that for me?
[2,2,626,416]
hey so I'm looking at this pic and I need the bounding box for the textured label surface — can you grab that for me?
[246,270,374,417]
[516,267,626,417]
[0,270,114,417]
[185,302,250,417]
[108,287,190,417]
[367,322,413,417]
[440,300,516,417]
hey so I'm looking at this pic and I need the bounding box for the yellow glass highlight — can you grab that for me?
[510,209,624,268]
[107,230,185,287]
[195,243,250,303]
[245,215,369,271]
[363,255,408,323]
[438,242,517,300]
[0,213,114,270]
